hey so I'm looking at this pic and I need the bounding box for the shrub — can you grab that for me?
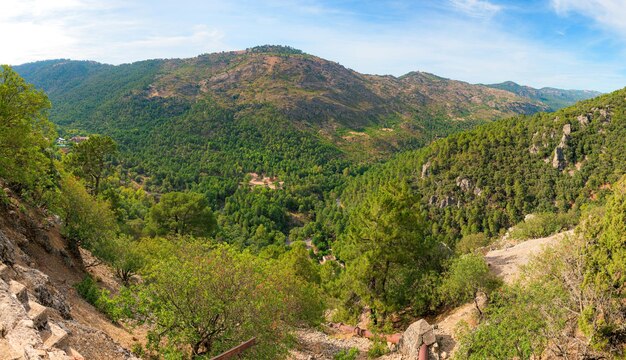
[509,212,577,240]
[334,348,359,360]
[455,232,491,254]
[74,275,123,321]
[367,338,389,358]
[439,254,501,313]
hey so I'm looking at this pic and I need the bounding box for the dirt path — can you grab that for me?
[485,230,573,284]
[288,327,372,360]
[433,230,573,357]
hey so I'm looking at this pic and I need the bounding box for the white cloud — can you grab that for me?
[551,0,626,39]
[449,0,502,18]
[0,0,225,64]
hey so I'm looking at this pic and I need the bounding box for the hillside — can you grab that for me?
[485,80,602,111]
[339,87,626,243]
[14,46,556,193]
[322,85,626,338]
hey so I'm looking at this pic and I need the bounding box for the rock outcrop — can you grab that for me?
[1,273,80,359]
[552,123,571,170]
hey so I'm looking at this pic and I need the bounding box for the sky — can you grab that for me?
[3,0,626,92]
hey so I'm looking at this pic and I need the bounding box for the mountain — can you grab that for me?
[340,86,626,243]
[485,80,602,111]
[13,46,558,193]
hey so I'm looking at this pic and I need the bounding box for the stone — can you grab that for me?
[456,177,472,192]
[398,319,436,359]
[552,146,566,170]
[27,300,48,329]
[66,347,85,360]
[422,328,437,346]
[8,280,28,306]
[421,161,431,178]
[43,322,69,350]
[0,263,10,282]
[16,265,71,319]
[439,196,457,208]
[34,284,71,320]
[562,123,571,136]
[577,114,589,126]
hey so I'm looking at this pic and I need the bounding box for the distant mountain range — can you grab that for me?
[13,46,601,190]
[484,80,602,111]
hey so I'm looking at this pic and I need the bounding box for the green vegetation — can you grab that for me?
[0,65,55,199]
[65,134,117,195]
[508,211,577,240]
[74,275,124,322]
[456,178,626,358]
[439,254,500,314]
[334,348,359,360]
[5,52,624,359]
[145,191,216,237]
[123,238,323,358]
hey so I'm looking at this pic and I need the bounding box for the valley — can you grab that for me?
[1,43,624,359]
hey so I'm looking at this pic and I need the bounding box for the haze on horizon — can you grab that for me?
[3,0,626,92]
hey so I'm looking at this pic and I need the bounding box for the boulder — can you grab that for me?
[398,319,437,359]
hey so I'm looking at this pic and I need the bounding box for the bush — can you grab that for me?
[334,348,359,360]
[74,276,123,321]
[456,232,491,254]
[367,338,389,358]
[439,254,501,312]
[124,240,324,358]
[509,212,577,240]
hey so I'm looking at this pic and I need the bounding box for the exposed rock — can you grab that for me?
[439,196,457,208]
[562,123,571,136]
[0,279,42,358]
[15,265,71,319]
[428,195,438,206]
[529,143,539,154]
[473,187,483,197]
[398,319,437,359]
[455,177,472,192]
[552,125,571,170]
[577,114,590,126]
[34,285,71,320]
[421,161,431,179]
[8,280,28,306]
[0,231,16,265]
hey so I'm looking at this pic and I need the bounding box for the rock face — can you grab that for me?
[398,319,437,359]
[15,265,71,319]
[552,123,571,170]
[0,275,76,359]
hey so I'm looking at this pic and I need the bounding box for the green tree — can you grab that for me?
[337,182,439,320]
[125,239,323,358]
[66,135,117,195]
[580,177,626,352]
[57,171,117,254]
[0,65,55,192]
[439,253,501,315]
[146,192,216,236]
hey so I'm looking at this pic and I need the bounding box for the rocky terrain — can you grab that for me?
[288,229,570,360]
[0,185,140,360]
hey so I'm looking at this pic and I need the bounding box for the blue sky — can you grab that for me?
[3,0,626,92]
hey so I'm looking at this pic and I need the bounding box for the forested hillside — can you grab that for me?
[15,46,551,192]
[320,86,626,331]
